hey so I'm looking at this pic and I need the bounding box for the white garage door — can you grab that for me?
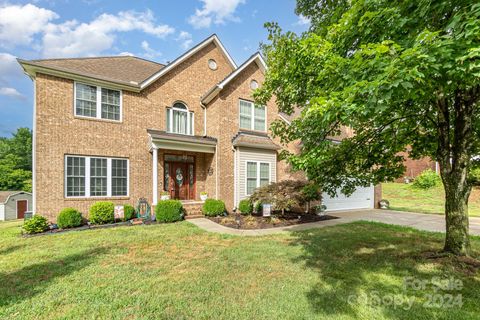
[323,186,374,211]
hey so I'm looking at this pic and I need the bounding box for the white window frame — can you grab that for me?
[64,155,129,198]
[245,161,271,196]
[239,99,267,132]
[166,102,194,135]
[74,81,123,122]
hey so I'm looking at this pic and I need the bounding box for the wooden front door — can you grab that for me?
[172,162,189,200]
[17,200,27,219]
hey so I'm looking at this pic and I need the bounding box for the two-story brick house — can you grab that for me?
[19,34,379,221]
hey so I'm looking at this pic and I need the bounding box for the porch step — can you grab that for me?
[182,201,204,217]
[185,214,204,220]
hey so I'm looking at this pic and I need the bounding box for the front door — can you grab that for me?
[17,200,27,219]
[172,162,188,200]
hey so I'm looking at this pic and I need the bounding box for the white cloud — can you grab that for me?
[42,10,174,57]
[188,0,245,29]
[0,3,58,48]
[295,15,311,26]
[118,51,134,56]
[140,40,161,59]
[176,31,193,50]
[0,53,23,85]
[0,87,25,100]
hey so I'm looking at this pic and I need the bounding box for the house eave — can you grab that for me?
[18,59,142,92]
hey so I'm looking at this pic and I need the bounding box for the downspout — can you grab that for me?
[233,146,237,211]
[32,78,36,215]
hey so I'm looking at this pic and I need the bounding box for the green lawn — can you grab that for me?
[0,220,479,319]
[383,182,480,217]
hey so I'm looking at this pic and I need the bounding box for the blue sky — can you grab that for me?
[0,0,309,136]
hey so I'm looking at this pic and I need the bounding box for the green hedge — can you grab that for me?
[413,169,441,189]
[23,215,49,234]
[202,199,225,217]
[238,199,253,215]
[123,205,135,221]
[57,208,83,229]
[155,200,183,223]
[89,202,115,225]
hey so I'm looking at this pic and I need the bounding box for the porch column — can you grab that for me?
[152,147,158,204]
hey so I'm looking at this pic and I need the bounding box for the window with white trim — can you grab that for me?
[65,155,128,198]
[246,161,270,195]
[166,102,194,135]
[75,82,121,121]
[239,99,266,131]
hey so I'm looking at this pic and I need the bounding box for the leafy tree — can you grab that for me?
[249,180,309,214]
[0,128,32,191]
[256,1,480,255]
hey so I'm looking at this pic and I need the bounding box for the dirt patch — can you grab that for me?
[419,250,480,276]
[208,212,338,229]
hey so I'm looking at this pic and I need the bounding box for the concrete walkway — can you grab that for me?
[188,209,480,236]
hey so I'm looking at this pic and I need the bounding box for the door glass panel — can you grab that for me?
[164,163,170,191]
[176,167,184,187]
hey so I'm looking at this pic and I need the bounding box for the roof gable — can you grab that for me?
[201,52,266,105]
[140,34,237,89]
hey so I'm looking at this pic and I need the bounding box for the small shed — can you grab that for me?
[0,191,32,221]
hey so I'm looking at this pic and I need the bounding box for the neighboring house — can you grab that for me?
[18,34,381,221]
[395,152,438,183]
[0,191,32,221]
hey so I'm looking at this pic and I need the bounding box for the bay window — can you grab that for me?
[65,155,128,198]
[75,82,121,121]
[166,102,194,135]
[239,99,266,131]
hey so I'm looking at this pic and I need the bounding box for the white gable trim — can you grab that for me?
[201,53,267,105]
[140,34,237,89]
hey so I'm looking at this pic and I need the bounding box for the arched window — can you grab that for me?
[166,102,194,135]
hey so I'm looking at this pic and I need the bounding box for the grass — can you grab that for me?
[383,182,480,217]
[0,219,480,319]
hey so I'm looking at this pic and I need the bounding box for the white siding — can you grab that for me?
[236,147,277,204]
[0,204,4,221]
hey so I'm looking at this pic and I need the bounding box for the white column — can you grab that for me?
[152,147,158,204]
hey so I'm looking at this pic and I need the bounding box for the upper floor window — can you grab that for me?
[166,102,194,135]
[75,82,122,121]
[239,99,266,131]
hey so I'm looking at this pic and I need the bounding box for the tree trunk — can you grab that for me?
[442,173,471,256]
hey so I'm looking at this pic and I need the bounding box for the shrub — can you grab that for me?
[469,167,480,186]
[254,201,263,213]
[123,204,135,221]
[202,199,225,217]
[250,180,309,214]
[23,215,49,234]
[412,169,441,189]
[238,199,253,215]
[57,208,83,229]
[89,202,115,225]
[155,200,183,223]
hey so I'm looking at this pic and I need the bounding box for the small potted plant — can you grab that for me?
[160,191,170,201]
[200,191,208,201]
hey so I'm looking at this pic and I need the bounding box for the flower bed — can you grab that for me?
[208,212,338,229]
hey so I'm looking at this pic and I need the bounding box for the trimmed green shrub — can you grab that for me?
[412,169,441,189]
[254,201,263,213]
[23,215,49,234]
[57,208,83,229]
[469,168,480,186]
[89,202,115,225]
[238,199,253,215]
[123,205,135,221]
[155,200,183,223]
[202,199,225,217]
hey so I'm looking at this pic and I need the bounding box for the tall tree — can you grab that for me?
[256,1,480,255]
[0,128,32,192]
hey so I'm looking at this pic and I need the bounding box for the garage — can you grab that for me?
[323,185,375,211]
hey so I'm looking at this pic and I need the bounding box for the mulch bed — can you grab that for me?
[208,212,338,229]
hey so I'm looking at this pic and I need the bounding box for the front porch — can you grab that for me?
[148,129,218,205]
